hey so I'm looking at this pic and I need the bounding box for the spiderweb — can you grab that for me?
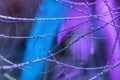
[0,0,120,80]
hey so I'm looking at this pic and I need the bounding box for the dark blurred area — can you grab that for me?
[0,0,41,79]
